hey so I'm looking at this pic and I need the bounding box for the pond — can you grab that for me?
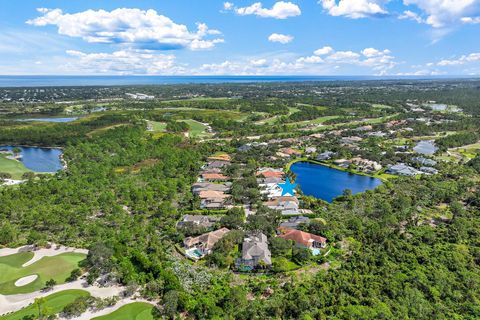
[0,146,63,173]
[15,117,78,123]
[413,140,437,155]
[290,162,382,202]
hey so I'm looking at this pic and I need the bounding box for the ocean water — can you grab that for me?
[0,75,395,87]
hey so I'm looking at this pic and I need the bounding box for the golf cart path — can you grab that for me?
[0,279,125,315]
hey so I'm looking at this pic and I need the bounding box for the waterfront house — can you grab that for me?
[386,163,422,176]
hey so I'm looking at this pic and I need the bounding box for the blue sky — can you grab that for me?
[0,0,479,76]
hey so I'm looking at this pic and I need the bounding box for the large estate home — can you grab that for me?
[278,228,327,254]
[236,232,272,270]
[183,228,230,257]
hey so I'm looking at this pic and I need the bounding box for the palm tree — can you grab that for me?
[34,297,46,319]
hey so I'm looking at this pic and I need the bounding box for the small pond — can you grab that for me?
[15,117,78,123]
[0,146,63,173]
[290,162,383,202]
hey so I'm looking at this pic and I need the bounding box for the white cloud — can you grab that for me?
[361,47,391,57]
[319,0,388,19]
[64,49,184,74]
[230,1,301,19]
[223,2,234,10]
[27,8,223,50]
[297,46,395,74]
[402,0,480,28]
[250,58,268,66]
[314,46,334,55]
[437,53,480,66]
[268,33,294,44]
[399,10,425,23]
[461,16,480,24]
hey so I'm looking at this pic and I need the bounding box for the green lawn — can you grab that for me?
[92,302,155,320]
[0,289,90,320]
[146,121,167,132]
[0,154,31,180]
[0,252,86,295]
[178,119,211,137]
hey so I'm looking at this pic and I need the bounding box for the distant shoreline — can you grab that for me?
[0,75,478,88]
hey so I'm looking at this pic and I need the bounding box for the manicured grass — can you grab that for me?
[92,302,155,320]
[146,121,167,132]
[0,289,90,320]
[0,154,31,180]
[178,119,210,137]
[0,252,86,295]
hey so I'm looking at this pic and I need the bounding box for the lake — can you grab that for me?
[0,146,63,173]
[413,140,437,155]
[290,162,382,202]
[15,117,78,123]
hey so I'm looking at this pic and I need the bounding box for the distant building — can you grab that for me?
[419,166,439,175]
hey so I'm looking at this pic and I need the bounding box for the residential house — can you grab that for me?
[278,147,302,157]
[334,159,352,168]
[317,151,335,161]
[236,232,272,269]
[419,166,439,174]
[192,182,231,195]
[412,157,437,167]
[259,183,283,199]
[278,228,327,252]
[279,216,310,229]
[265,196,300,215]
[351,157,382,172]
[183,228,230,256]
[177,215,220,229]
[208,154,231,162]
[198,190,230,209]
[386,163,422,176]
[200,173,229,182]
[256,168,284,179]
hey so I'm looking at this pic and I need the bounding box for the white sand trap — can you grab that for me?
[14,275,38,287]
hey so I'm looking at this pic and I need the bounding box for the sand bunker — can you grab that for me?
[14,275,38,287]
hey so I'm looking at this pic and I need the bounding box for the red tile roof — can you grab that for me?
[278,228,326,248]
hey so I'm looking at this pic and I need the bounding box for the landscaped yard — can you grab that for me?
[0,252,86,295]
[92,302,155,320]
[0,154,31,180]
[0,290,90,320]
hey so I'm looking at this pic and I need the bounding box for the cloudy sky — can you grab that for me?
[1,0,479,76]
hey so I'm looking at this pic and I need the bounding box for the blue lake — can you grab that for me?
[290,162,382,202]
[0,146,63,173]
[15,117,78,123]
